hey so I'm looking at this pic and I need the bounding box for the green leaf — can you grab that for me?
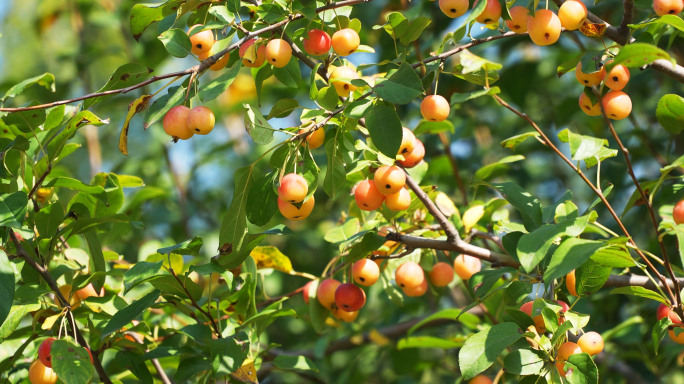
[244,104,275,145]
[656,94,684,134]
[490,182,542,232]
[575,259,611,297]
[373,63,424,104]
[401,17,431,44]
[413,120,454,135]
[628,14,684,33]
[397,336,463,349]
[83,231,106,291]
[199,60,241,102]
[246,171,278,226]
[558,129,617,168]
[219,166,255,260]
[610,286,667,304]
[2,108,46,133]
[51,338,94,384]
[273,58,302,88]
[267,98,299,119]
[123,261,163,294]
[323,128,347,199]
[365,102,402,159]
[501,132,540,150]
[503,348,545,375]
[2,73,55,101]
[210,337,248,374]
[85,63,153,108]
[157,236,204,256]
[0,303,40,342]
[316,86,340,110]
[102,290,161,339]
[450,87,500,103]
[516,224,564,273]
[158,28,192,58]
[652,317,670,354]
[0,191,27,229]
[209,6,235,24]
[44,177,107,202]
[0,251,13,327]
[605,43,672,71]
[255,65,273,105]
[590,244,634,268]
[347,232,386,263]
[409,308,480,335]
[544,238,604,283]
[470,268,517,298]
[475,155,525,180]
[130,3,166,40]
[148,274,202,302]
[273,355,319,372]
[458,322,522,380]
[564,353,599,384]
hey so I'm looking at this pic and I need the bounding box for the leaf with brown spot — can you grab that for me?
[119,95,152,155]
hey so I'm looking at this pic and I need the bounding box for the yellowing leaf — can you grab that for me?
[42,313,62,330]
[435,192,458,217]
[119,94,152,155]
[369,329,390,346]
[230,359,258,384]
[462,205,485,233]
[250,246,292,273]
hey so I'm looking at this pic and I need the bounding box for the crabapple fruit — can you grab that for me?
[420,95,450,122]
[335,283,366,311]
[374,165,406,195]
[653,0,683,16]
[527,9,562,46]
[278,173,308,203]
[453,254,481,280]
[475,0,502,24]
[277,197,315,221]
[439,0,469,18]
[239,39,266,67]
[188,25,214,56]
[429,262,455,287]
[384,188,411,211]
[578,331,604,355]
[398,138,425,168]
[403,278,428,297]
[556,341,583,376]
[673,200,684,224]
[398,127,417,157]
[28,360,58,384]
[329,66,359,97]
[303,29,332,56]
[558,0,588,31]
[331,28,360,56]
[354,179,385,211]
[604,61,631,91]
[575,61,605,87]
[163,105,193,140]
[506,6,530,33]
[316,278,341,309]
[602,90,632,120]
[352,259,380,286]
[579,92,602,116]
[187,106,215,135]
[395,261,425,289]
[265,39,292,68]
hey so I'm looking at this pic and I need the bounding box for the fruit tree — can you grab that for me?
[0,0,683,383]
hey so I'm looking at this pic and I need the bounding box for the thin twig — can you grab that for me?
[168,266,222,338]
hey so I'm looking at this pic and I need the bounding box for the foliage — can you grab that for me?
[0,0,683,383]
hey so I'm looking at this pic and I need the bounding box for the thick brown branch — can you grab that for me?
[402,172,461,243]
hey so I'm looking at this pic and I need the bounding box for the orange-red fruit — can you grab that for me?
[575,62,605,87]
[300,127,325,149]
[38,338,56,368]
[506,6,530,33]
[556,341,583,376]
[54,284,81,309]
[520,301,534,316]
[566,270,578,296]
[429,262,455,287]
[354,179,385,211]
[468,375,494,384]
[578,331,604,355]
[674,200,684,224]
[395,261,425,289]
[265,39,292,68]
[239,39,266,67]
[398,127,417,157]
[420,95,450,122]
[302,281,316,304]
[374,165,406,195]
[335,283,366,311]
[653,0,683,16]
[278,197,315,221]
[352,259,380,286]
[332,307,359,322]
[303,29,332,56]
[558,0,588,31]
[317,279,341,309]
[475,0,502,24]
[657,303,683,324]
[385,188,411,211]
[331,28,360,56]
[527,9,562,46]
[188,25,214,56]
[669,326,684,344]
[28,360,58,384]
[187,106,215,135]
[329,66,359,97]
[453,254,481,280]
[398,138,425,168]
[278,173,308,203]
[578,92,602,116]
[75,283,104,300]
[163,105,193,140]
[439,0,469,17]
[604,61,631,91]
[403,278,428,297]
[602,90,632,120]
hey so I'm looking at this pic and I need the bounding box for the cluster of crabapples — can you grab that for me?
[28,337,95,384]
[576,59,633,120]
[277,173,315,221]
[162,104,216,141]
